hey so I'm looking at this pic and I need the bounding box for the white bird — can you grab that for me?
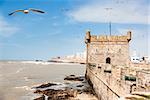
[8,8,45,16]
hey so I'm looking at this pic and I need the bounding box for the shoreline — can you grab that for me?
[0,60,85,65]
[32,75,98,100]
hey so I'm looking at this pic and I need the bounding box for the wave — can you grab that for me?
[15,67,25,73]
[24,77,30,81]
[21,61,82,66]
[15,86,33,91]
[21,61,53,65]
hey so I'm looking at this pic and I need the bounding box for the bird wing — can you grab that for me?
[29,9,45,13]
[8,12,16,16]
[8,10,24,16]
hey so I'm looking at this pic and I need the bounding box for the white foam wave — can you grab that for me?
[16,67,24,73]
[15,86,33,91]
[24,77,30,81]
[21,61,51,65]
[44,95,49,100]
[7,61,18,64]
[21,61,82,66]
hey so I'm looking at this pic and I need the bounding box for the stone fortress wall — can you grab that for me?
[85,30,150,100]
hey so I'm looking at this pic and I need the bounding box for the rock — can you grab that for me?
[64,75,84,81]
[76,85,84,87]
[82,88,94,94]
[34,95,45,100]
[34,90,43,94]
[34,88,78,100]
[33,75,97,100]
[36,83,57,88]
[70,75,75,77]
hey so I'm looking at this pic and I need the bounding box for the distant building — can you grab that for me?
[50,51,86,63]
[130,51,140,63]
[131,56,140,63]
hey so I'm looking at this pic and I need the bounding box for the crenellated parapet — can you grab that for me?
[85,31,131,43]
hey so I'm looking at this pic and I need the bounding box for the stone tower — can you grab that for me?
[85,31,131,66]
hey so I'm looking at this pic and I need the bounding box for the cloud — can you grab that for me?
[0,15,19,37]
[69,0,149,24]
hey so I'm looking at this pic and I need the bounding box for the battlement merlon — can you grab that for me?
[85,30,91,44]
[85,31,132,43]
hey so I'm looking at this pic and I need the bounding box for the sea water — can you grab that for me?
[0,61,85,100]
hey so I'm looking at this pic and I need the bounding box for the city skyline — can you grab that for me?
[0,0,149,60]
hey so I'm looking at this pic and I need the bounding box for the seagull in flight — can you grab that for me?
[8,8,45,16]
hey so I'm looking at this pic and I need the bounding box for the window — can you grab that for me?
[106,57,111,64]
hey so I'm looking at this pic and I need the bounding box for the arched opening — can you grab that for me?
[106,57,111,64]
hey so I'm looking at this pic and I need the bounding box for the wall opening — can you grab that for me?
[106,57,111,64]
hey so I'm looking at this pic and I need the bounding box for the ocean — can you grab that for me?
[0,61,86,100]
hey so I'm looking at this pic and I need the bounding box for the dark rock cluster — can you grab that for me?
[33,75,96,100]
[35,83,57,89]
[34,88,77,100]
[64,75,84,81]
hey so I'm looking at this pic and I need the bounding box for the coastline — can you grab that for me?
[0,61,87,100]
[32,75,98,100]
[0,60,85,65]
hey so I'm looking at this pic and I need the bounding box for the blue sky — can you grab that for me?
[0,0,149,60]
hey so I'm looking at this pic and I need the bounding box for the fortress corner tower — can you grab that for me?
[85,31,131,66]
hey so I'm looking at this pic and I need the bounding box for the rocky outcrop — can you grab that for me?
[64,75,84,81]
[33,75,98,100]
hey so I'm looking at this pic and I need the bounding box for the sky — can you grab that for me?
[0,0,149,60]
